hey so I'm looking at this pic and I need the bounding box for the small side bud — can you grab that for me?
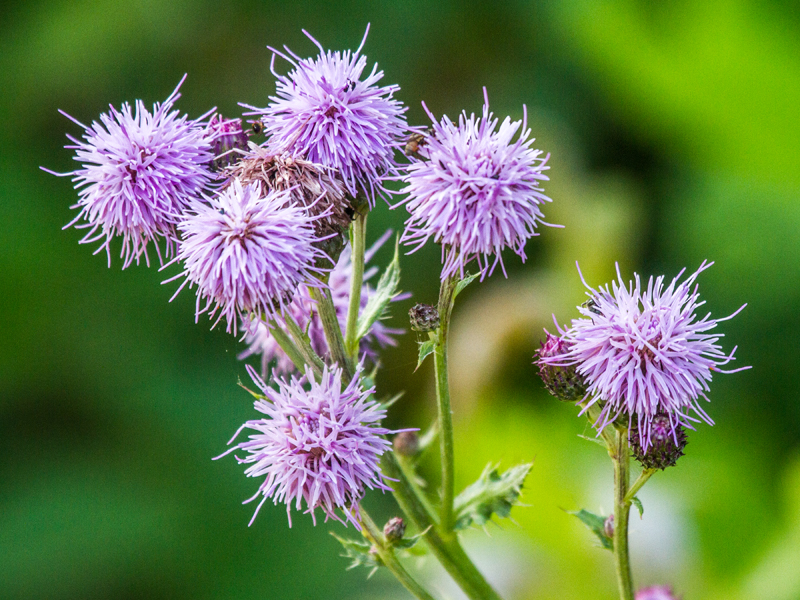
[383,517,406,543]
[393,431,420,457]
[630,413,688,470]
[535,332,587,401]
[603,514,615,539]
[409,303,439,332]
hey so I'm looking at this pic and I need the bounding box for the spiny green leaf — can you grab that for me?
[330,532,381,572]
[631,496,644,518]
[416,339,435,371]
[453,463,532,531]
[454,272,480,299]
[568,509,613,550]
[356,239,401,341]
[577,434,607,447]
[391,527,430,552]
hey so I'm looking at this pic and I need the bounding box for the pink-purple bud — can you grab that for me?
[383,517,406,543]
[409,303,439,332]
[630,412,687,470]
[535,332,587,401]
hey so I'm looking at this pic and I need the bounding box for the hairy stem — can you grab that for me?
[359,507,438,600]
[344,211,367,362]
[612,428,635,600]
[309,285,353,381]
[383,453,504,600]
[433,272,458,533]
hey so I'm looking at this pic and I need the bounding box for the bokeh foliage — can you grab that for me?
[1,1,798,598]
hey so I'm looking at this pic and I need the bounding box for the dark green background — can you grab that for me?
[2,1,799,598]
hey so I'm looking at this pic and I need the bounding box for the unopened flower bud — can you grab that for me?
[393,431,420,457]
[535,332,587,401]
[630,412,688,470]
[603,514,615,539]
[383,517,406,543]
[409,303,439,332]
[635,585,681,600]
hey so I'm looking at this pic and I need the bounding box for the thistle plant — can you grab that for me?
[45,22,749,600]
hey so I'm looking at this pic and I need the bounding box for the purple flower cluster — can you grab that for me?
[217,364,394,528]
[541,261,749,450]
[400,89,553,280]
[47,76,213,268]
[248,25,407,205]
[239,233,404,375]
[166,179,326,334]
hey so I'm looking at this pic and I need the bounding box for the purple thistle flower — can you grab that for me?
[246,25,408,206]
[399,88,554,280]
[44,76,214,268]
[205,114,250,169]
[165,179,327,334]
[541,261,749,451]
[239,231,405,375]
[635,585,681,600]
[217,363,395,528]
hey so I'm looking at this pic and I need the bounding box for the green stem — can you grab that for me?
[359,508,438,600]
[433,272,458,534]
[278,314,325,376]
[396,455,438,523]
[611,429,634,600]
[383,453,504,600]
[309,285,353,382]
[266,319,310,375]
[344,211,367,362]
[624,468,655,505]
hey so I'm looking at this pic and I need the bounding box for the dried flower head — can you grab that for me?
[541,261,749,451]
[635,585,681,600]
[45,75,213,268]
[224,145,351,239]
[248,25,407,205]
[239,233,403,374]
[167,179,326,334]
[400,89,553,280]
[408,303,440,332]
[217,364,394,528]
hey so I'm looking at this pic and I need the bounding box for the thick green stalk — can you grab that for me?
[344,212,367,362]
[625,468,655,505]
[359,508,437,600]
[433,272,458,533]
[382,453,504,600]
[611,429,634,600]
[309,285,353,382]
[267,319,310,375]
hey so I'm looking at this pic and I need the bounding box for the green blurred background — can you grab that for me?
[2,0,799,598]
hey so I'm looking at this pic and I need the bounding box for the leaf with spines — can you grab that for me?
[568,509,613,550]
[416,339,435,371]
[330,532,381,574]
[454,272,479,299]
[391,527,430,552]
[453,463,532,530]
[356,239,401,341]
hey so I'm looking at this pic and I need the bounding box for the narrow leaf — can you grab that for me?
[568,509,613,550]
[454,272,480,299]
[330,532,381,571]
[631,496,644,518]
[577,434,607,447]
[453,463,532,531]
[356,239,401,341]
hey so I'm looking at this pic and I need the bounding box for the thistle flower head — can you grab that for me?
[218,363,394,528]
[240,232,403,375]
[223,145,351,239]
[205,114,250,169]
[535,331,587,401]
[630,411,687,470]
[248,25,408,206]
[635,586,681,600]
[47,76,213,268]
[541,261,749,451]
[168,179,326,334]
[400,89,553,280]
